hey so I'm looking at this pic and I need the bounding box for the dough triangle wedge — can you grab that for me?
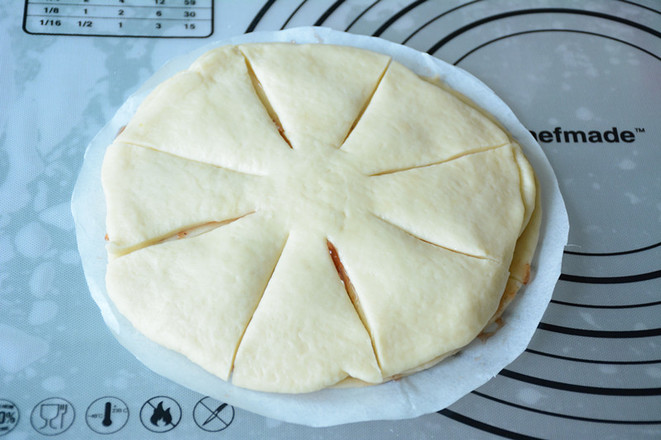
[232,229,381,393]
[342,61,509,175]
[369,145,525,261]
[116,45,291,175]
[239,43,390,151]
[102,142,264,257]
[106,212,288,381]
[330,213,509,378]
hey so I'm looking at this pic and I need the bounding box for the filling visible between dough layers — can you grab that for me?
[102,43,540,393]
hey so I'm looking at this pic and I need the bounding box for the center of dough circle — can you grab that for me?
[268,148,367,230]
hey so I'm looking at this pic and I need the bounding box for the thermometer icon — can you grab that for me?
[102,401,112,427]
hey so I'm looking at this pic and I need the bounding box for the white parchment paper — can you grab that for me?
[72,27,569,427]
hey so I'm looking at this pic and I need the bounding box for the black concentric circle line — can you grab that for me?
[280,0,308,30]
[619,0,661,14]
[394,0,660,46]
[525,348,661,365]
[244,0,660,39]
[313,0,345,27]
[537,322,661,338]
[471,390,661,425]
[453,28,661,65]
[550,298,661,309]
[401,0,483,44]
[565,240,661,257]
[371,0,428,37]
[498,369,661,396]
[438,408,542,440]
[426,7,661,55]
[246,0,277,33]
[559,269,661,284]
[451,28,660,258]
[344,0,383,32]
[440,368,661,439]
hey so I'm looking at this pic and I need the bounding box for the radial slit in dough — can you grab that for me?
[342,60,510,175]
[106,212,288,381]
[232,230,381,393]
[102,42,540,394]
[240,43,391,151]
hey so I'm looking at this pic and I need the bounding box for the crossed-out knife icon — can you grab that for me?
[203,403,228,426]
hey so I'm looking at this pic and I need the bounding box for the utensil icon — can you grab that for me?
[31,398,75,435]
[57,404,67,429]
[38,404,59,429]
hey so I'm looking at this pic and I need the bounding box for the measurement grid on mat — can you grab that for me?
[23,0,213,38]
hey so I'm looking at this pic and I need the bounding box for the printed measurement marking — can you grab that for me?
[23,0,213,38]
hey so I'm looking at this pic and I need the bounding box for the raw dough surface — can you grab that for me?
[103,43,539,393]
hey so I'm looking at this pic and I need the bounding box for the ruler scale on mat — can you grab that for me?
[23,0,213,38]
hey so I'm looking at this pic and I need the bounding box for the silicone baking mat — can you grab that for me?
[1,1,659,438]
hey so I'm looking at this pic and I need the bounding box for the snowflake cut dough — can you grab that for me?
[102,43,540,394]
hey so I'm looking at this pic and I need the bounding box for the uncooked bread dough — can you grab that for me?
[102,43,539,394]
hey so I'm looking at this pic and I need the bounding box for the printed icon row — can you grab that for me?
[0,396,234,436]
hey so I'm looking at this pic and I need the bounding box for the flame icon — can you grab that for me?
[140,396,180,433]
[149,401,173,427]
